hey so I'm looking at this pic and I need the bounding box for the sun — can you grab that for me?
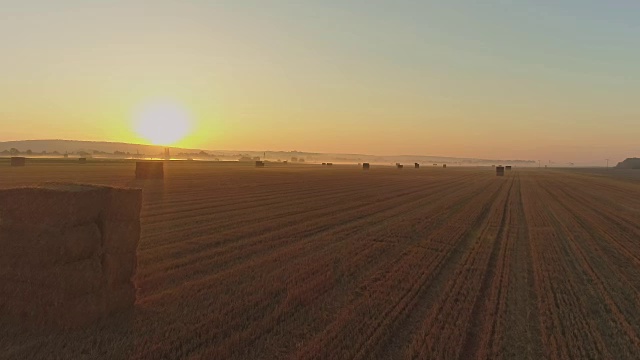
[133,102,192,145]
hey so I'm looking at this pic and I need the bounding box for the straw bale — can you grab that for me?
[102,253,137,287]
[101,220,140,254]
[102,187,142,221]
[0,223,101,266]
[135,161,164,179]
[0,185,108,228]
[1,257,104,295]
[10,157,25,166]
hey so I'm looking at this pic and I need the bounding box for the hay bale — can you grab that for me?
[326,163,333,166]
[505,165,512,170]
[0,184,108,228]
[1,257,104,295]
[496,166,505,176]
[397,163,403,169]
[10,157,25,166]
[255,161,265,167]
[102,253,137,287]
[0,184,142,329]
[103,187,143,221]
[78,157,87,163]
[363,163,370,170]
[443,164,447,168]
[135,161,164,179]
[101,220,140,254]
[322,163,326,165]
[0,223,101,265]
[414,163,419,169]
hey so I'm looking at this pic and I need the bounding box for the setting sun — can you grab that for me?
[133,102,192,146]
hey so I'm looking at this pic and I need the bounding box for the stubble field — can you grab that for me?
[1,160,639,359]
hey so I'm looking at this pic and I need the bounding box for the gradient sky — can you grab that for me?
[1,1,638,164]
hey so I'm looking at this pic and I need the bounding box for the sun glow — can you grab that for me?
[133,102,192,145]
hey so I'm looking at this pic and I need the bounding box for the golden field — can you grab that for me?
[1,160,639,359]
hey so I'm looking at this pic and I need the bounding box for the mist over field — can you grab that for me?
[0,139,539,166]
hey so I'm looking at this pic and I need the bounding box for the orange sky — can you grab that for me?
[1,1,638,165]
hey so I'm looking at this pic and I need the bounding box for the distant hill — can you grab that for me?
[615,158,640,169]
[0,139,537,166]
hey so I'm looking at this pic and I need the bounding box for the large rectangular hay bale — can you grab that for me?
[135,161,164,179]
[363,163,370,170]
[0,257,104,296]
[102,253,137,287]
[0,184,109,228]
[0,223,101,264]
[10,157,25,166]
[414,163,419,168]
[255,161,265,167]
[496,166,505,176]
[101,220,141,254]
[0,184,142,329]
[102,187,143,221]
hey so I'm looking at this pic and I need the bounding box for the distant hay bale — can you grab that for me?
[322,163,326,165]
[283,161,288,164]
[414,163,419,169]
[78,157,87,163]
[0,184,142,328]
[397,164,403,169]
[505,166,512,170]
[326,163,333,166]
[135,161,163,179]
[255,161,265,167]
[363,163,370,170]
[496,166,505,176]
[10,157,26,167]
[443,164,447,168]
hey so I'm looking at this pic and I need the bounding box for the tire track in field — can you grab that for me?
[502,172,543,359]
[136,176,496,358]
[458,175,514,359]
[368,177,511,360]
[290,178,507,360]
[403,176,512,359]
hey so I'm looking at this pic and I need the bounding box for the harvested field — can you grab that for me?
[1,159,639,359]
